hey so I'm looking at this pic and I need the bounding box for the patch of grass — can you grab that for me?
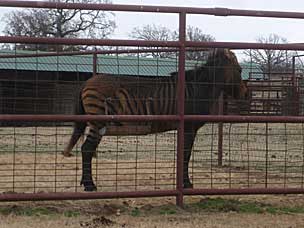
[190,197,304,214]
[130,208,141,217]
[267,206,304,214]
[1,206,55,216]
[159,206,177,215]
[63,210,81,217]
[0,205,81,217]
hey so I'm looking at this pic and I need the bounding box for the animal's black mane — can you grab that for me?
[169,49,236,83]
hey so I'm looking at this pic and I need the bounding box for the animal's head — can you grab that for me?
[205,48,248,101]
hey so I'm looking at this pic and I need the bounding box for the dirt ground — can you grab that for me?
[1,195,304,228]
[1,212,304,228]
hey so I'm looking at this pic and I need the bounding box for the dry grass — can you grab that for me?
[1,195,304,227]
[1,213,304,228]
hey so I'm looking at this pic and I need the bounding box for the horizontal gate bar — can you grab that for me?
[0,115,180,122]
[2,188,303,201]
[1,115,304,123]
[0,190,179,202]
[183,188,304,195]
[1,1,304,19]
[184,115,304,123]
[1,36,304,50]
[0,48,185,59]
[0,36,180,47]
[185,41,304,50]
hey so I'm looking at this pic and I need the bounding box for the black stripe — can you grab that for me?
[85,103,105,111]
[163,81,170,115]
[82,93,102,101]
[154,87,162,115]
[117,89,136,115]
[149,96,155,115]
[159,86,165,114]
[105,100,119,115]
[168,80,175,114]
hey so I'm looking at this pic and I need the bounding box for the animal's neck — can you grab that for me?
[170,66,224,102]
[205,67,225,99]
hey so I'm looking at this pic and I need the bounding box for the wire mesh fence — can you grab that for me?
[0,126,176,193]
[0,45,303,203]
[1,123,304,194]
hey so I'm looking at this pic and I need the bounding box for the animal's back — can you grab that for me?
[84,74,172,93]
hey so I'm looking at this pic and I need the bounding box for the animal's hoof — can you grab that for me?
[80,180,97,191]
[84,185,97,192]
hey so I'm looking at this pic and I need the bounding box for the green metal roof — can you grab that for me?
[0,50,260,79]
[0,50,197,76]
[240,62,263,80]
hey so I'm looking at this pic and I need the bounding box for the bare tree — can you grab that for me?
[129,24,175,58]
[129,24,215,60]
[173,26,215,61]
[3,0,116,51]
[130,24,173,42]
[243,34,296,73]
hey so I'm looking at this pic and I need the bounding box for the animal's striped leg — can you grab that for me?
[80,126,102,191]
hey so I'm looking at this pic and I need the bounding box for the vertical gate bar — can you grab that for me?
[34,127,38,193]
[292,56,296,115]
[292,56,299,115]
[154,134,157,189]
[176,12,186,207]
[228,124,232,188]
[301,123,304,188]
[218,92,224,166]
[115,136,119,192]
[265,123,268,188]
[75,65,79,193]
[135,135,138,191]
[292,56,295,88]
[247,123,250,188]
[55,125,58,192]
[210,124,215,188]
[13,127,16,192]
[284,123,288,187]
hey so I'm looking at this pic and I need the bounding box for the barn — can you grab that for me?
[0,51,199,116]
[0,51,259,115]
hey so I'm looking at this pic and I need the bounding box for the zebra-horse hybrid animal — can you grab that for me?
[63,49,248,191]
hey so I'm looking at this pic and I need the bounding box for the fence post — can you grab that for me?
[176,11,186,207]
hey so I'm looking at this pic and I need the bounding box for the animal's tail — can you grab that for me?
[62,93,86,157]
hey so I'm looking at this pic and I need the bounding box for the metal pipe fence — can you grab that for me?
[1,1,304,207]
[1,120,304,202]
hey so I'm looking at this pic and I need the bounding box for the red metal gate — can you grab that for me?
[1,1,304,207]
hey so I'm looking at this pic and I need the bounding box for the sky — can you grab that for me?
[111,0,304,42]
[1,0,304,43]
